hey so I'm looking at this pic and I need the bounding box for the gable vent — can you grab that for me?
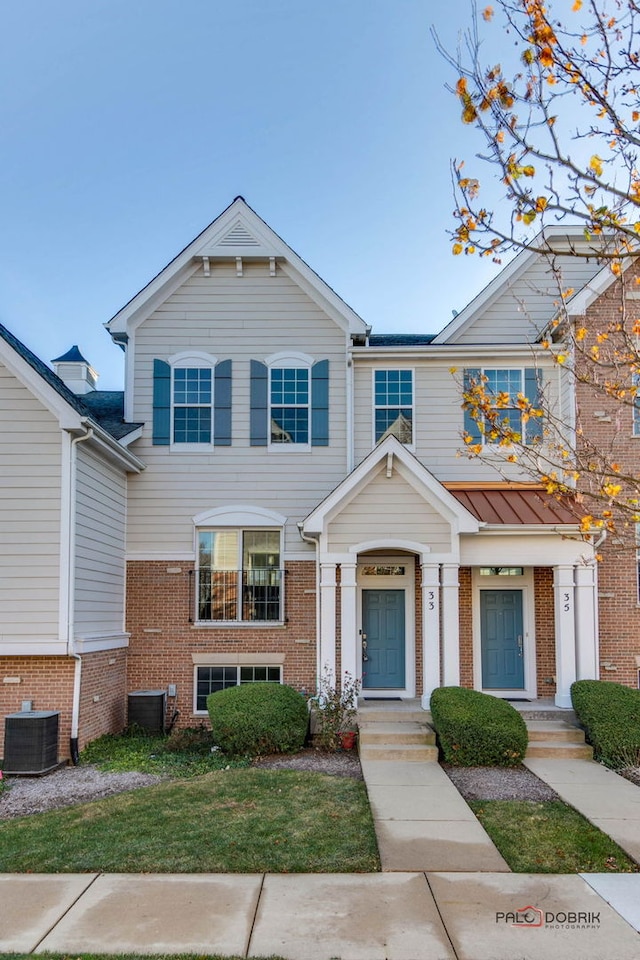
[218,221,261,247]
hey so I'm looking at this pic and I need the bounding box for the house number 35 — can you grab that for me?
[563,592,571,612]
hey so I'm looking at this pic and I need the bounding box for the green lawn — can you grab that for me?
[0,768,379,874]
[471,799,640,873]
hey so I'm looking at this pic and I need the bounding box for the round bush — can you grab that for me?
[430,686,528,767]
[571,679,640,768]
[207,683,308,756]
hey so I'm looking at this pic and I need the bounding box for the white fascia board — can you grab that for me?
[0,641,69,656]
[303,435,480,536]
[73,634,130,653]
[565,257,635,317]
[107,198,368,339]
[277,262,367,337]
[118,425,143,447]
[352,343,554,364]
[0,338,84,430]
[83,423,145,473]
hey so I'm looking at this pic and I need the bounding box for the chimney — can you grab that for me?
[52,346,98,395]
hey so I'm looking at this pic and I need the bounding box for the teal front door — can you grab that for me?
[481,589,525,689]
[362,589,405,689]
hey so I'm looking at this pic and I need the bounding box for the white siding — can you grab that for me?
[0,364,61,640]
[127,262,349,555]
[74,445,127,637]
[449,254,601,344]
[327,466,452,551]
[353,355,560,483]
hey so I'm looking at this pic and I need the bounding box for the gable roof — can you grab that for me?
[0,322,142,442]
[106,197,369,338]
[432,227,605,345]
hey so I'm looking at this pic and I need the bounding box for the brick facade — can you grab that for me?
[125,559,317,727]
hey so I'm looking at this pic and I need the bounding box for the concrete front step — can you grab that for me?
[525,741,594,759]
[359,742,439,762]
[358,708,430,724]
[524,719,593,758]
[526,721,587,743]
[358,722,436,746]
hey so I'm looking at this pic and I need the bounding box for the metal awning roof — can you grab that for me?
[445,485,579,525]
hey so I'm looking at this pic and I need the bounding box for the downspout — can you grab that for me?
[297,523,321,690]
[67,425,94,764]
[346,345,354,474]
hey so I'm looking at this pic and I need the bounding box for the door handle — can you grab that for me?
[517,635,523,656]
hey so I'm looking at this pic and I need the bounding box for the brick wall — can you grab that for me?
[534,567,556,697]
[78,649,127,750]
[0,656,74,761]
[574,263,640,688]
[126,560,317,726]
[459,567,473,688]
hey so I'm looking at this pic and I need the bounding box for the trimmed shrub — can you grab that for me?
[207,682,308,757]
[430,686,528,767]
[571,680,640,769]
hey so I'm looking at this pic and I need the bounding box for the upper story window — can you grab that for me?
[173,367,212,443]
[152,353,232,448]
[374,369,413,445]
[250,352,329,448]
[463,366,543,446]
[632,374,640,437]
[270,367,309,444]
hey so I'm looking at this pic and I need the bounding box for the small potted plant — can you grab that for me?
[313,669,360,751]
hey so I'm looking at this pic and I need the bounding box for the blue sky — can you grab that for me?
[0,0,509,389]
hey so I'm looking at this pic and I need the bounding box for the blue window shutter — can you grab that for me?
[213,360,232,446]
[462,368,482,444]
[524,367,543,444]
[152,359,171,445]
[311,360,329,446]
[250,360,268,446]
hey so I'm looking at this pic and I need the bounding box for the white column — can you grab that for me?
[340,562,358,690]
[441,563,460,687]
[422,563,441,708]
[575,563,599,680]
[554,565,577,708]
[319,562,337,685]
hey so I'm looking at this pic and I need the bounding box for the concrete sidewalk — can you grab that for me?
[361,758,510,872]
[525,758,640,864]
[2,871,640,959]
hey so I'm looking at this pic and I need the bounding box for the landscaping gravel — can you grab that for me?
[0,766,163,820]
[442,763,560,801]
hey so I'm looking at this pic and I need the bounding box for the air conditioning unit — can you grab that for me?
[3,711,60,775]
[128,690,166,733]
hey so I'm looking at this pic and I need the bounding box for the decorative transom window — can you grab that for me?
[270,367,310,444]
[197,529,282,622]
[173,368,212,443]
[194,665,282,712]
[374,370,413,444]
[479,567,524,576]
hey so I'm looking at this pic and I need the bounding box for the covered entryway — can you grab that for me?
[362,589,406,689]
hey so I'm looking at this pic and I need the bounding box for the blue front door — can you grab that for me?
[481,589,525,689]
[362,589,405,689]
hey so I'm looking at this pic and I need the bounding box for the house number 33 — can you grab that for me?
[428,590,435,611]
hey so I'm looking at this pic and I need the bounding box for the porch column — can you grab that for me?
[441,563,460,686]
[553,564,577,708]
[340,561,358,690]
[422,563,441,708]
[575,563,599,680]
[319,562,337,684]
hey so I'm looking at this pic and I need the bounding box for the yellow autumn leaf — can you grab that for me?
[452,243,463,255]
[589,155,603,177]
[572,0,582,10]
[482,6,494,21]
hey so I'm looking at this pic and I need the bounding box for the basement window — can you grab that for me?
[194,664,282,713]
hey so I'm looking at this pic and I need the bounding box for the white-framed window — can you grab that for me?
[194,664,282,712]
[482,368,524,440]
[196,528,283,623]
[173,367,212,443]
[632,374,640,437]
[266,352,314,447]
[373,369,414,444]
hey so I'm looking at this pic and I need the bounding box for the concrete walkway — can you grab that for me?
[2,871,640,959]
[361,758,511,872]
[525,757,640,863]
